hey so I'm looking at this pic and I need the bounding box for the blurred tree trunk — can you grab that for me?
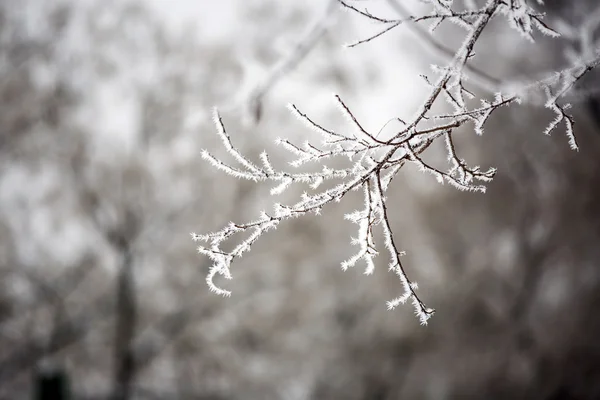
[109,211,139,400]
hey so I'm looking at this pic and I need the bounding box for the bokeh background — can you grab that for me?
[1,0,600,398]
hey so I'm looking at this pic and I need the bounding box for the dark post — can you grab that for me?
[32,368,71,400]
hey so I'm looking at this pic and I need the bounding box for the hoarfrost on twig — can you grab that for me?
[194,0,600,324]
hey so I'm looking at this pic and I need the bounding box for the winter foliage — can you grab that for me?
[194,0,600,324]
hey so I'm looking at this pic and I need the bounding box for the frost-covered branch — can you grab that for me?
[247,0,339,123]
[194,0,600,324]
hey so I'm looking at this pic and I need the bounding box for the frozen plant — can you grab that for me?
[193,0,600,324]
